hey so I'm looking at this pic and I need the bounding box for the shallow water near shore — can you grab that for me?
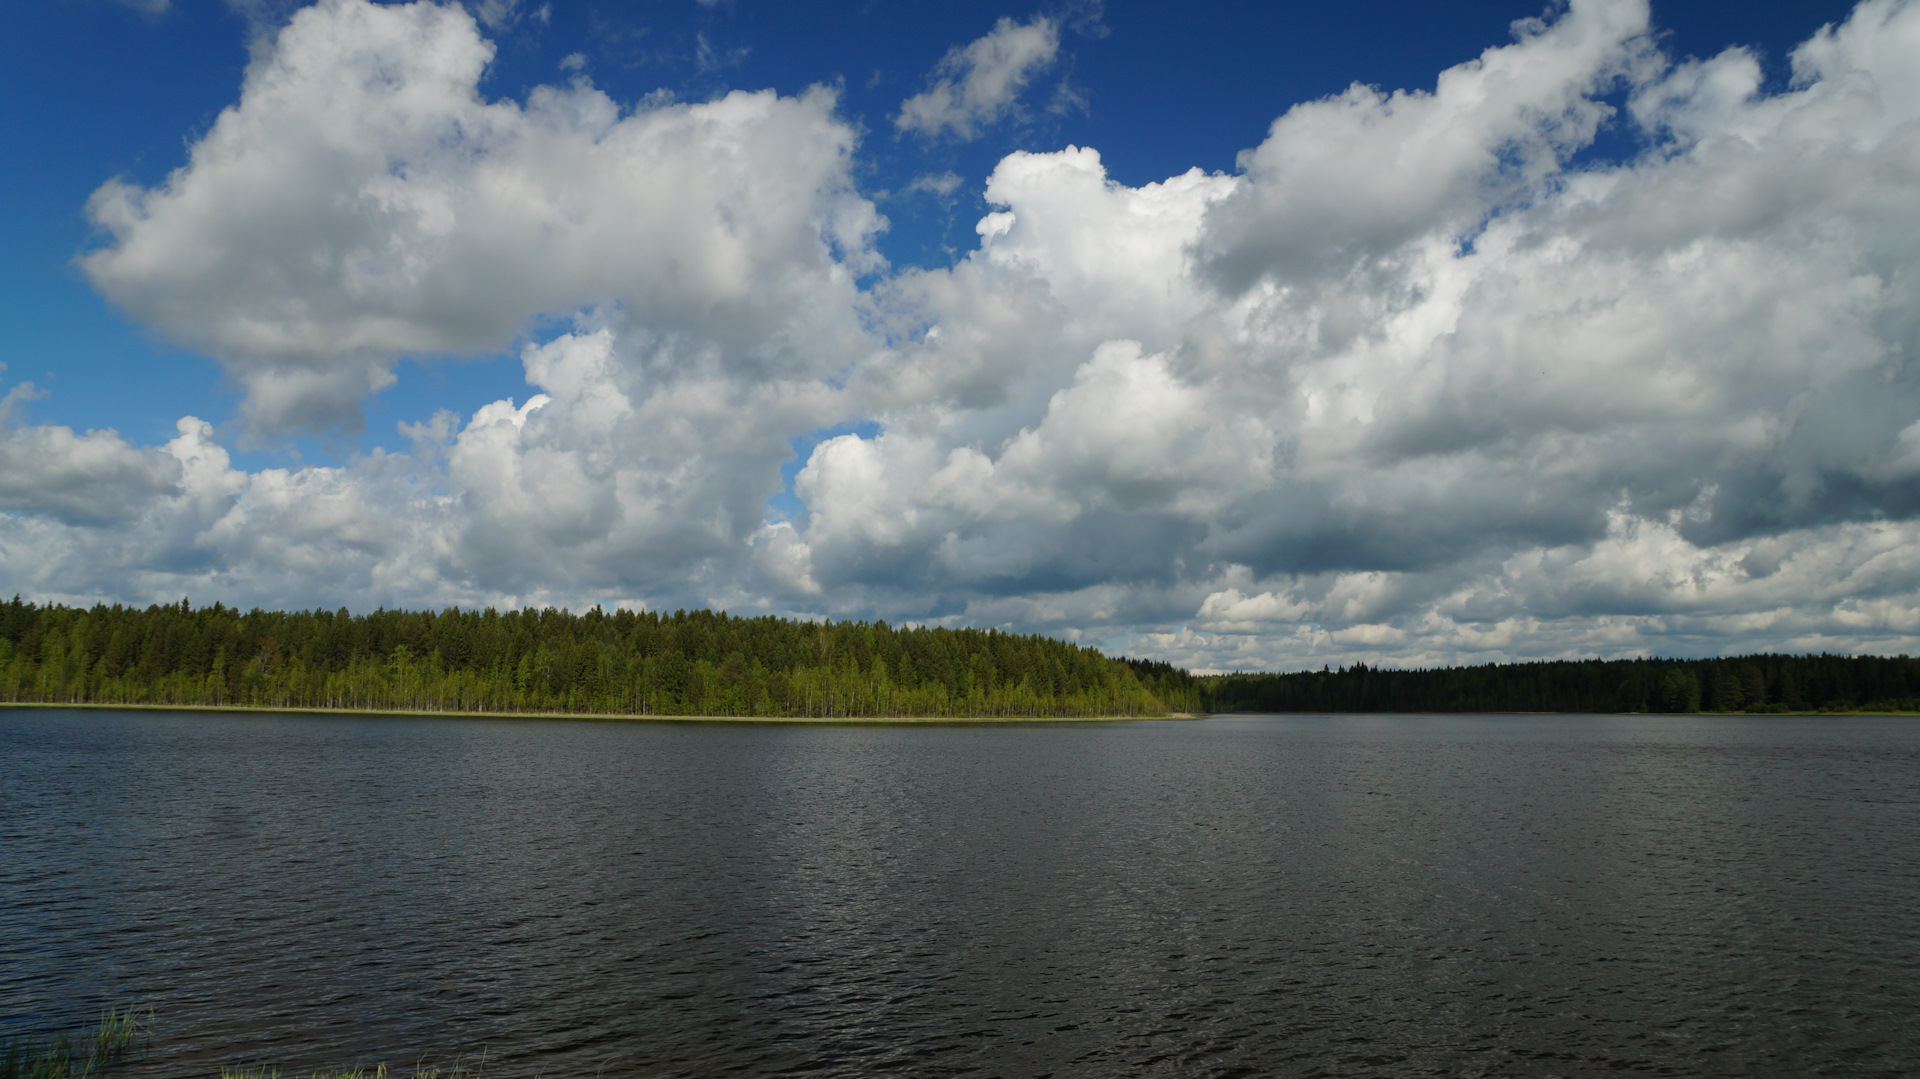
[4,709,1917,1077]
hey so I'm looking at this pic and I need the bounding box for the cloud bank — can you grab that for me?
[16,0,1920,670]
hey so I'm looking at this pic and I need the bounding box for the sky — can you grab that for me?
[4,0,1918,672]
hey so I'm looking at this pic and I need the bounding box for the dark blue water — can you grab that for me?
[3,709,1917,1077]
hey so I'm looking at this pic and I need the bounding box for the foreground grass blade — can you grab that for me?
[0,1006,152,1079]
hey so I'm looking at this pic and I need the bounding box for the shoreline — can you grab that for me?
[0,700,1200,725]
[6,702,1911,722]
[1209,708,1920,717]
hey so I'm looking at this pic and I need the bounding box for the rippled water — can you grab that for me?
[3,709,1918,1077]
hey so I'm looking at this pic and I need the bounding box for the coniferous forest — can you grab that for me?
[0,598,1201,718]
[1,597,1916,718]
[1204,655,1920,714]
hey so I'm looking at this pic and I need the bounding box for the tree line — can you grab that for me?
[2,596,1913,717]
[1203,654,1920,714]
[0,598,1203,718]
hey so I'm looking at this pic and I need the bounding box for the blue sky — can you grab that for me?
[3,0,1857,452]
[4,0,1917,670]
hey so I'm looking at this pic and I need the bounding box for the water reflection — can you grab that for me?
[3,711,1917,1077]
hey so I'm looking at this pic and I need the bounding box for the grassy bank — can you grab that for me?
[1,1008,150,1079]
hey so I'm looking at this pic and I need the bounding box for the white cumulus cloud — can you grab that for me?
[896,15,1060,139]
[10,0,1920,672]
[82,0,879,434]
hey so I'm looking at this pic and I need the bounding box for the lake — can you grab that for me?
[3,709,1917,1077]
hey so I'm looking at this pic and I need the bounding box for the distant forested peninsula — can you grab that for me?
[1206,655,1920,715]
[0,598,1201,718]
[1,597,1915,718]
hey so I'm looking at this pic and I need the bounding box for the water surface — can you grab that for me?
[3,709,1917,1076]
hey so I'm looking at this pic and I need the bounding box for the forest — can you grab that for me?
[1204,654,1920,714]
[1,597,1914,718]
[0,598,1203,718]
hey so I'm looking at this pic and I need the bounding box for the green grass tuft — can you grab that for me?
[0,1007,152,1079]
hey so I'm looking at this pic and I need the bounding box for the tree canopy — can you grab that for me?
[1203,655,1920,714]
[2,596,1913,718]
[0,598,1200,718]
